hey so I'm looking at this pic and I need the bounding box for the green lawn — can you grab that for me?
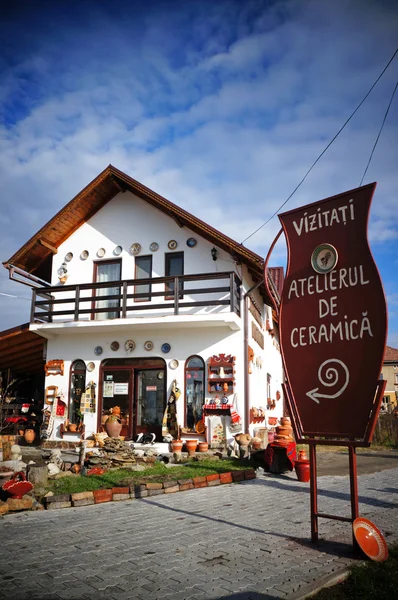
[48,457,251,495]
[313,546,398,600]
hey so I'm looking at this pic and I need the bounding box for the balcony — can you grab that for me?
[30,271,242,336]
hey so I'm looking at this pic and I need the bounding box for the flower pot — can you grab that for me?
[171,440,183,453]
[295,460,310,483]
[185,439,198,453]
[68,423,77,432]
[24,429,36,444]
[104,417,122,438]
[198,442,209,453]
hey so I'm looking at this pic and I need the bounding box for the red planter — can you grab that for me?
[295,460,310,483]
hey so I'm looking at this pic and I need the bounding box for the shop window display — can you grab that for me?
[185,355,205,432]
[69,360,86,424]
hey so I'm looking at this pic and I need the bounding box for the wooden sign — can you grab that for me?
[278,183,387,440]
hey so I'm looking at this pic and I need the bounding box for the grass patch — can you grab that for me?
[48,457,250,495]
[313,546,398,600]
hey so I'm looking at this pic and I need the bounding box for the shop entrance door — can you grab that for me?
[99,359,166,441]
[135,369,165,440]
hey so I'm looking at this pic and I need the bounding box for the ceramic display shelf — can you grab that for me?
[207,354,236,393]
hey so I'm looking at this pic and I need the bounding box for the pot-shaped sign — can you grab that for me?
[278,183,387,440]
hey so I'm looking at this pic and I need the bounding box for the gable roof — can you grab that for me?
[384,346,398,363]
[3,164,279,303]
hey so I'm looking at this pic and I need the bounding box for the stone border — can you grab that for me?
[43,469,256,510]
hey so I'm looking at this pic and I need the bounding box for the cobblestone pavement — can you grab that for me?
[1,468,398,600]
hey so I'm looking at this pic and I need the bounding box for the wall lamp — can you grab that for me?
[211,247,218,261]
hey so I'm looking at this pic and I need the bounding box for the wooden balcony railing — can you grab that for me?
[30,271,241,324]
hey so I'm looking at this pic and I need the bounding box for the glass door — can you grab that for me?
[135,369,165,439]
[94,260,121,320]
[101,368,132,438]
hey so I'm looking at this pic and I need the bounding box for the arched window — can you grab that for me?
[70,360,86,424]
[185,355,205,432]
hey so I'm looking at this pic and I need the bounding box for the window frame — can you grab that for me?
[165,251,184,300]
[134,255,153,302]
[184,354,205,432]
[69,359,86,424]
[92,259,122,320]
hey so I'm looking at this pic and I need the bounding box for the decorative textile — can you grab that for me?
[264,441,297,472]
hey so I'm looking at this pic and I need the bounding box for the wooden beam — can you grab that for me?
[38,239,58,254]
[0,339,44,363]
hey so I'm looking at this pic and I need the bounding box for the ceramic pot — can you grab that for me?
[223,382,229,392]
[298,449,308,461]
[104,417,122,438]
[2,471,33,498]
[198,442,209,453]
[185,439,198,453]
[275,426,292,437]
[68,423,78,432]
[24,429,36,444]
[267,431,275,444]
[281,417,291,427]
[171,440,183,453]
[295,460,310,482]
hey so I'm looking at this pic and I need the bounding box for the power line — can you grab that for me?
[241,46,398,245]
[360,80,398,186]
[0,292,31,302]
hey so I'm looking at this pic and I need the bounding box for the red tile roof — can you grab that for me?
[384,346,398,362]
[268,267,284,297]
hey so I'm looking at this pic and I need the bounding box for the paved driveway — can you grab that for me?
[1,467,398,600]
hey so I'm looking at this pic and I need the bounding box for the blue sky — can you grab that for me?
[0,0,397,346]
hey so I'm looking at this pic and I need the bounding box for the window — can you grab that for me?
[70,360,86,424]
[135,255,152,302]
[94,260,121,320]
[165,252,184,299]
[185,355,205,432]
[395,373,398,385]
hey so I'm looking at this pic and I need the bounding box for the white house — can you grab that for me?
[4,165,284,447]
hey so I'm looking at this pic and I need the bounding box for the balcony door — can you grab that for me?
[94,260,121,320]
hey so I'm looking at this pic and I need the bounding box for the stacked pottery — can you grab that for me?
[273,417,294,446]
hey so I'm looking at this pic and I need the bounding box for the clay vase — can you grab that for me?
[185,439,198,454]
[298,449,308,461]
[104,417,122,438]
[223,382,229,392]
[68,423,77,432]
[198,442,209,453]
[295,459,310,483]
[281,417,291,427]
[24,429,36,444]
[171,440,183,453]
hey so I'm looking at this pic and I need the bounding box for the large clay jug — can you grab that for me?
[24,429,36,444]
[104,417,122,438]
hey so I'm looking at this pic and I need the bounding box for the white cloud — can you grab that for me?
[0,0,397,336]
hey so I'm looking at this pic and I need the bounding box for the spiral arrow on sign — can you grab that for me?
[306,358,350,404]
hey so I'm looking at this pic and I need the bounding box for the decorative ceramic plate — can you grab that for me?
[186,237,197,248]
[57,265,68,276]
[125,339,136,353]
[353,518,388,562]
[161,343,171,353]
[114,245,123,256]
[149,242,159,252]
[221,395,229,404]
[144,340,154,351]
[110,341,120,351]
[195,421,206,434]
[311,243,338,274]
[97,248,106,258]
[80,250,89,260]
[169,359,179,370]
[130,243,141,256]
[168,240,177,250]
[94,346,103,356]
[65,252,73,262]
[87,362,95,372]
[214,396,221,406]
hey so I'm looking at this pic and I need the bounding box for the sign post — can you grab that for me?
[265,183,387,547]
